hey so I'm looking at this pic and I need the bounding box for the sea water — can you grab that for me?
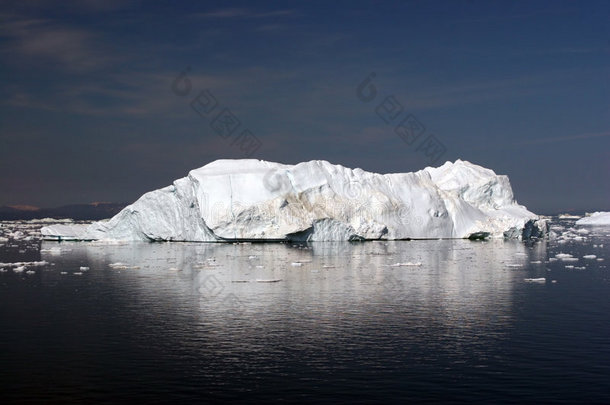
[1,218,608,403]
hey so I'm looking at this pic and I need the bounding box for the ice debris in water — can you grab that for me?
[388,262,422,267]
[524,278,546,283]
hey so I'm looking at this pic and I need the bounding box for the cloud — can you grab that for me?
[1,66,288,117]
[255,24,288,33]
[517,131,610,146]
[0,14,115,71]
[452,7,573,24]
[194,8,297,19]
[2,72,179,116]
[377,71,572,111]
[1,0,133,13]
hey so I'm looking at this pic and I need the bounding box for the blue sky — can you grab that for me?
[1,0,608,212]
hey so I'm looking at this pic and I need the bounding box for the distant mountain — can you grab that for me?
[0,202,127,220]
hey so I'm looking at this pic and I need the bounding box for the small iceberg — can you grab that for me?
[576,212,610,226]
[524,278,546,283]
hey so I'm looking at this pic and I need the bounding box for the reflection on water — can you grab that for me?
[39,239,542,325]
[2,232,609,403]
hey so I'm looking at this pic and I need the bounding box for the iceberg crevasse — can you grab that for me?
[41,159,548,242]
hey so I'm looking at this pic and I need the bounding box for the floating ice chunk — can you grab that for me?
[0,261,47,268]
[79,266,90,271]
[575,211,610,226]
[9,231,25,240]
[583,255,597,259]
[73,272,83,275]
[524,278,546,283]
[14,266,25,273]
[388,262,422,267]
[40,247,62,254]
[597,258,604,261]
[555,253,580,261]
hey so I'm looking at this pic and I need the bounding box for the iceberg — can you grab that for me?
[41,159,548,242]
[575,211,610,226]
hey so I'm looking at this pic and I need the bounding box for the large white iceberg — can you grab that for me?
[41,159,547,242]
[576,211,610,226]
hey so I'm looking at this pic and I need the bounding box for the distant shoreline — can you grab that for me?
[0,203,127,221]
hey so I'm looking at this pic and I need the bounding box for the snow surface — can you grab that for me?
[41,159,548,242]
[576,211,610,226]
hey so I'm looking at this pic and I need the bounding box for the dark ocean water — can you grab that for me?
[1,218,609,403]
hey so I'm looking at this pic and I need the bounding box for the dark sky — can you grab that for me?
[1,0,608,213]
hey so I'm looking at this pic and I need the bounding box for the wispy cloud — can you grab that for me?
[0,14,116,71]
[390,75,543,110]
[1,0,132,12]
[1,66,292,117]
[517,131,610,146]
[255,24,288,33]
[452,7,573,24]
[194,8,297,19]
